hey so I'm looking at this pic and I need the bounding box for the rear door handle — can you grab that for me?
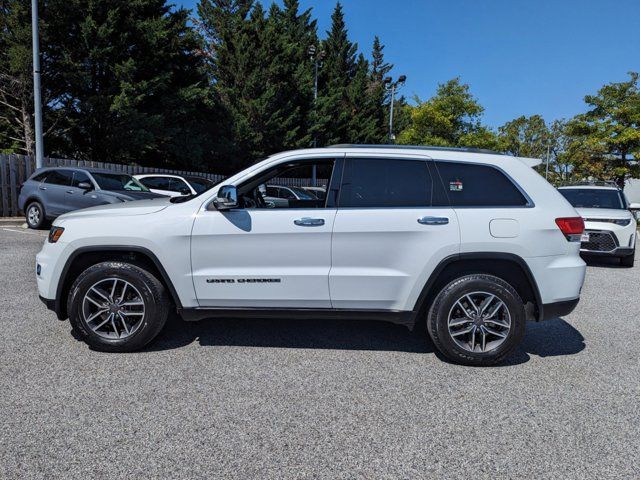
[294,217,325,227]
[418,216,449,225]
[66,190,74,194]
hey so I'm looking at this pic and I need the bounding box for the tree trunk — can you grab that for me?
[21,98,34,157]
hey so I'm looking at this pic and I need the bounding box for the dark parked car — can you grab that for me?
[18,167,166,229]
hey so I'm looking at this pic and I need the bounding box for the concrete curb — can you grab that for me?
[0,218,27,228]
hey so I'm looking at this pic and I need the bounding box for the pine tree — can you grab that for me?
[43,0,220,169]
[312,2,357,146]
[347,54,378,143]
[369,36,392,143]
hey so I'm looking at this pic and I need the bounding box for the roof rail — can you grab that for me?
[328,144,506,156]
[560,180,619,188]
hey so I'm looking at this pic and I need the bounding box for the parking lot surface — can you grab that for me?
[1,227,639,479]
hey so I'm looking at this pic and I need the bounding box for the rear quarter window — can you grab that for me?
[434,161,529,207]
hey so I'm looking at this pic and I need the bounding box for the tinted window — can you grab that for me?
[167,178,191,193]
[339,158,432,208]
[185,176,215,193]
[434,162,528,207]
[92,173,148,192]
[44,170,73,186]
[558,188,625,210]
[32,171,48,182]
[139,176,171,190]
[71,171,91,187]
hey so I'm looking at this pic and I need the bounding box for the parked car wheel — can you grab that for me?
[427,274,526,366]
[67,261,170,352]
[620,250,635,268]
[25,201,46,229]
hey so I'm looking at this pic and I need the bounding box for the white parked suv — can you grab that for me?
[36,146,587,366]
[558,183,637,267]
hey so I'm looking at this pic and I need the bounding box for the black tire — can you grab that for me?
[67,261,170,352]
[25,201,46,229]
[620,250,635,268]
[426,274,526,366]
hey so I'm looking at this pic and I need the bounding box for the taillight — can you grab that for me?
[555,217,585,242]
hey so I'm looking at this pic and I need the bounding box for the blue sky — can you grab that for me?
[177,0,640,127]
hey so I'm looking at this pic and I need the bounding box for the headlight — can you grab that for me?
[613,219,631,226]
[48,226,65,243]
[584,218,631,226]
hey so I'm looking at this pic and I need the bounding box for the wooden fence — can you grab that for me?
[0,154,324,217]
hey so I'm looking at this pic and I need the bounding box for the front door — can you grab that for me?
[329,155,461,311]
[191,158,339,308]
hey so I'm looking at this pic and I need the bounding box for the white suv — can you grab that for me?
[36,146,586,366]
[558,183,637,267]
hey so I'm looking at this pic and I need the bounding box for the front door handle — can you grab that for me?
[418,216,449,225]
[66,190,74,194]
[39,186,47,191]
[294,217,325,227]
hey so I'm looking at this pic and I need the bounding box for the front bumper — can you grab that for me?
[540,298,579,320]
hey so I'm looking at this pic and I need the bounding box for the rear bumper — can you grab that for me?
[540,298,579,321]
[581,246,634,257]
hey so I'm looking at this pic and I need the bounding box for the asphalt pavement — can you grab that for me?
[0,227,638,479]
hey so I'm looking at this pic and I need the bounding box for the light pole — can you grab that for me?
[31,0,44,169]
[384,75,406,143]
[308,45,325,185]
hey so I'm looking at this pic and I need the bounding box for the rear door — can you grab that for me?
[329,155,460,311]
[40,169,73,216]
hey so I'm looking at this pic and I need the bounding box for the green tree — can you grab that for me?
[397,77,499,149]
[368,36,392,143]
[498,115,550,158]
[41,0,222,169]
[566,72,640,188]
[0,0,38,155]
[312,2,357,147]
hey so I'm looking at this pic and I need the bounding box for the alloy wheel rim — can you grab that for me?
[28,206,40,225]
[447,291,511,353]
[81,278,145,340]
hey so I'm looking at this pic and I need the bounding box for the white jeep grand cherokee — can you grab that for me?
[36,146,587,366]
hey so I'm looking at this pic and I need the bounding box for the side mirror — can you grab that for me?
[629,203,640,219]
[212,185,238,210]
[77,181,93,191]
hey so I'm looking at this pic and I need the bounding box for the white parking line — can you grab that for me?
[1,228,44,236]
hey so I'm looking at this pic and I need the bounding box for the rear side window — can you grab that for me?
[43,170,73,186]
[339,158,432,208]
[434,161,528,207]
[139,176,171,190]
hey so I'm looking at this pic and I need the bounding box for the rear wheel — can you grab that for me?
[25,201,45,229]
[427,274,526,366]
[67,261,169,352]
[620,250,635,268]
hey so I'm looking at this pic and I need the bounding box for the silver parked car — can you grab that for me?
[18,167,166,229]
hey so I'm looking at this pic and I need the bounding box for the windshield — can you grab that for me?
[92,173,149,192]
[559,188,625,209]
[186,176,217,193]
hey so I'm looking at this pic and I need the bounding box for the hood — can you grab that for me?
[99,190,167,201]
[574,207,632,220]
[56,197,171,222]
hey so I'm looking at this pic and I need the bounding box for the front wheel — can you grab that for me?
[427,274,526,366]
[67,261,170,352]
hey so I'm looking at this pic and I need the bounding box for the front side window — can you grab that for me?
[558,188,625,210]
[237,160,334,209]
[44,170,73,186]
[72,171,91,187]
[434,161,528,207]
[92,173,149,192]
[339,158,432,208]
